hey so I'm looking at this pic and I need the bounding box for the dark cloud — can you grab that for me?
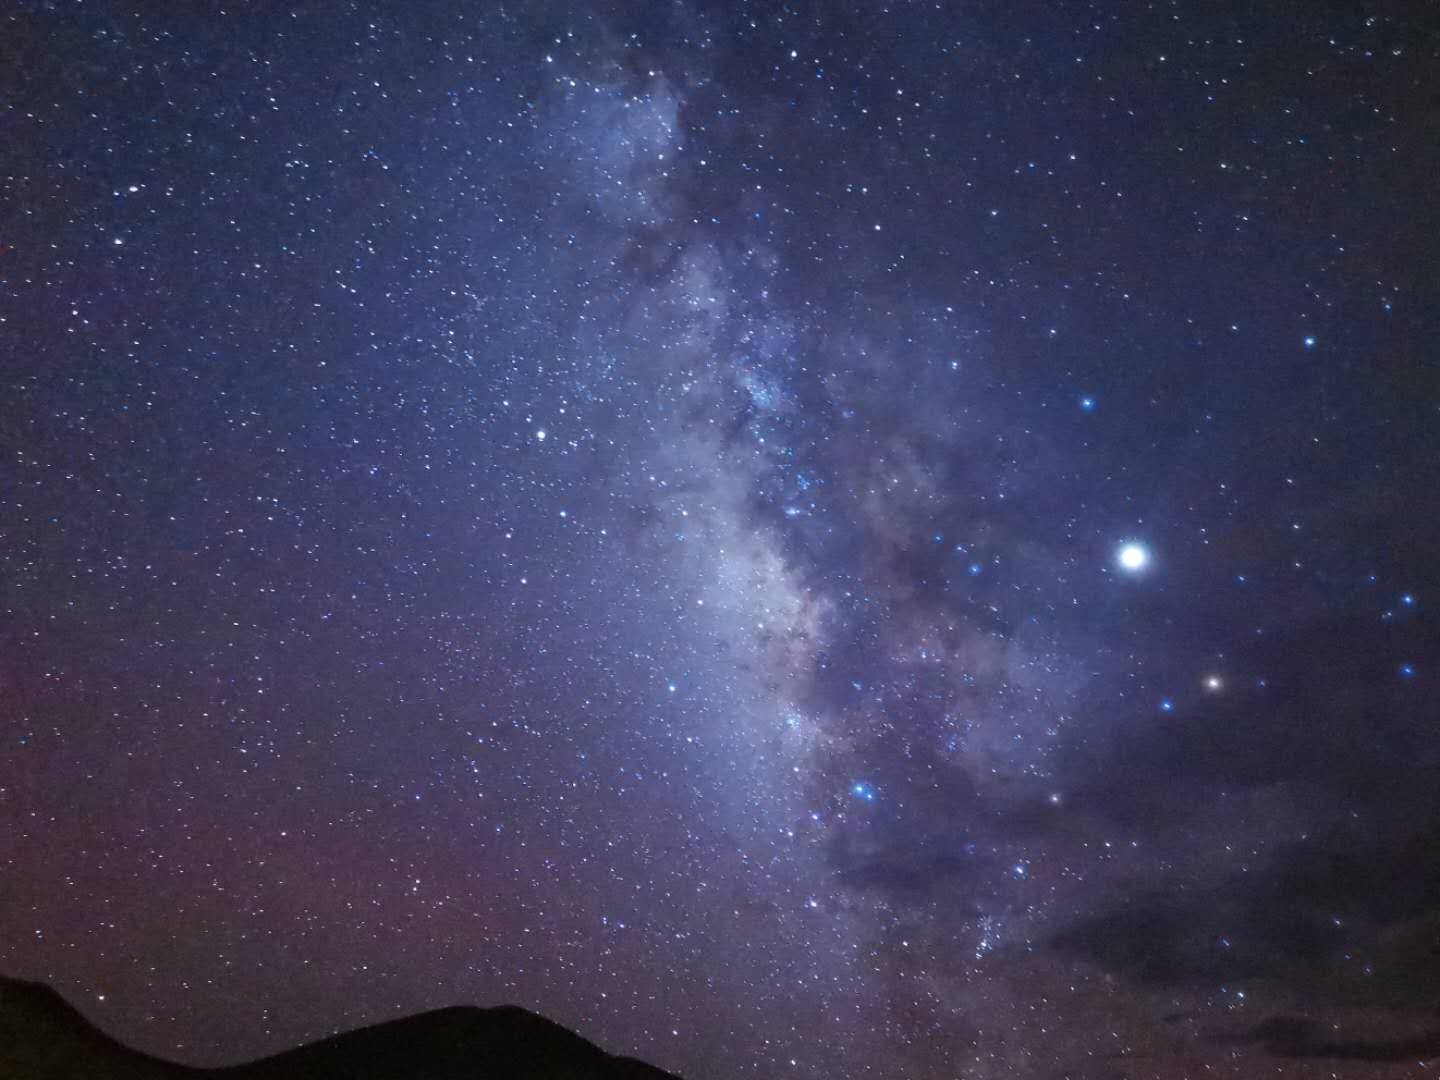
[817,736,1072,908]
[1049,822,1440,1009]
[831,844,992,899]
[1040,601,1440,1009]
[814,596,1440,1020]
[1233,1016,1440,1062]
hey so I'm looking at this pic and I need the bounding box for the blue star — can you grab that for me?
[1159,698,1175,713]
[1399,664,1416,678]
[851,782,877,802]
[1303,335,1317,348]
[1079,395,1096,412]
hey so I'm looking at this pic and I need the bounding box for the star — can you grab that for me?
[1116,542,1151,572]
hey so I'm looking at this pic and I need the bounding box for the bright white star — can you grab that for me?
[1116,542,1150,572]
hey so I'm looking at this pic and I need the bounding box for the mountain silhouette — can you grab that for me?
[0,975,683,1079]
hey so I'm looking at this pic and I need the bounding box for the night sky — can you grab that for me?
[3,3,1439,1078]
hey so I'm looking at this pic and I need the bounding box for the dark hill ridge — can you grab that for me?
[0,975,682,1080]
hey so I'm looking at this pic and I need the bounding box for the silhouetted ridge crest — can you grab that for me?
[0,975,682,1079]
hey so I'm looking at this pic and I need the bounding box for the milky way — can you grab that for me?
[3,4,1438,1078]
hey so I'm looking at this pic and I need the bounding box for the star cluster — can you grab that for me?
[2,3,1437,1078]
